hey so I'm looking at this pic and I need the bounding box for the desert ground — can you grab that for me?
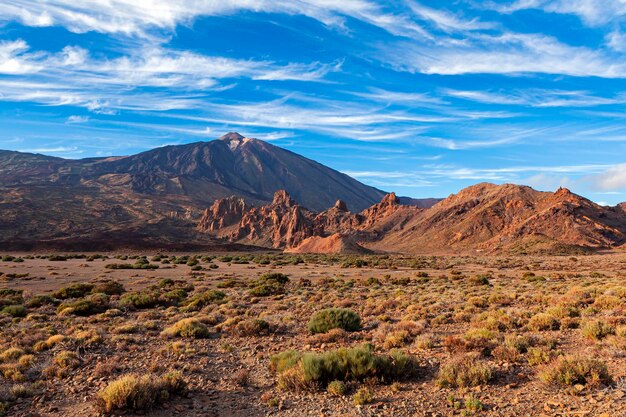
[1,251,626,416]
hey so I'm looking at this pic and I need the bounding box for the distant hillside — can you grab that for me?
[198,183,626,254]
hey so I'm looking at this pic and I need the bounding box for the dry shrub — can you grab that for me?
[436,353,493,388]
[539,356,612,389]
[96,372,186,413]
[527,313,560,331]
[161,318,210,339]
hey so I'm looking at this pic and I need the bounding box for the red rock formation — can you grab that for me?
[223,190,317,248]
[198,184,626,254]
[197,196,249,231]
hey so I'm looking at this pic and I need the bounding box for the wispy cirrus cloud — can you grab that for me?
[383,32,626,77]
[444,89,625,107]
[345,163,611,187]
[488,0,626,26]
[0,0,430,39]
[0,40,340,113]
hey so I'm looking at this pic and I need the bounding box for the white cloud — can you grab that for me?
[386,32,626,77]
[0,0,430,39]
[492,0,626,26]
[444,89,624,107]
[586,163,626,191]
[408,2,495,32]
[607,30,626,52]
[18,146,80,154]
[66,115,89,123]
[0,39,42,74]
[0,40,339,113]
[344,163,610,185]
[351,88,445,106]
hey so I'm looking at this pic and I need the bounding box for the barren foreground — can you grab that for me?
[1,252,626,416]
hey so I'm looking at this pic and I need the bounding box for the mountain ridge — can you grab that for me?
[198,183,626,254]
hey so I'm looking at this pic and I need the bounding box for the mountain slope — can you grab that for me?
[371,183,626,253]
[0,133,428,248]
[0,133,388,212]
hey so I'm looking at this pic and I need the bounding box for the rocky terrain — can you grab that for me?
[199,183,626,254]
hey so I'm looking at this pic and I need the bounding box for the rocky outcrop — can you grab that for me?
[358,192,402,228]
[197,196,249,231]
[198,190,421,251]
[206,190,317,248]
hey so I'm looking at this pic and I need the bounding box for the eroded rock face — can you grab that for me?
[358,192,402,228]
[197,190,410,250]
[198,190,317,248]
[197,196,249,231]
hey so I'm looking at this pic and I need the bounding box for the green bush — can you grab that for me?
[182,290,226,311]
[236,319,271,336]
[581,320,615,341]
[249,273,289,297]
[119,292,160,309]
[270,350,302,374]
[105,261,158,270]
[1,304,26,317]
[470,275,491,286]
[25,295,58,308]
[353,387,373,405]
[308,308,361,334]
[57,294,110,316]
[436,353,493,388]
[327,380,346,396]
[528,313,560,331]
[92,280,125,296]
[0,289,23,306]
[274,344,417,390]
[53,283,95,299]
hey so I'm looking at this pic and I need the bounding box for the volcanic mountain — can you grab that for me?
[0,133,436,249]
[199,183,626,254]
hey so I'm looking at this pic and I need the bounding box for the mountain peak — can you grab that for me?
[219,132,245,141]
[219,132,251,151]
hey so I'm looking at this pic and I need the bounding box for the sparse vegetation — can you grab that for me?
[2,252,626,415]
[308,308,362,334]
[161,318,211,338]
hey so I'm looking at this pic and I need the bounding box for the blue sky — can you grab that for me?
[1,1,626,204]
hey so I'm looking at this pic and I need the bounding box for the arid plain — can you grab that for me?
[1,251,626,416]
